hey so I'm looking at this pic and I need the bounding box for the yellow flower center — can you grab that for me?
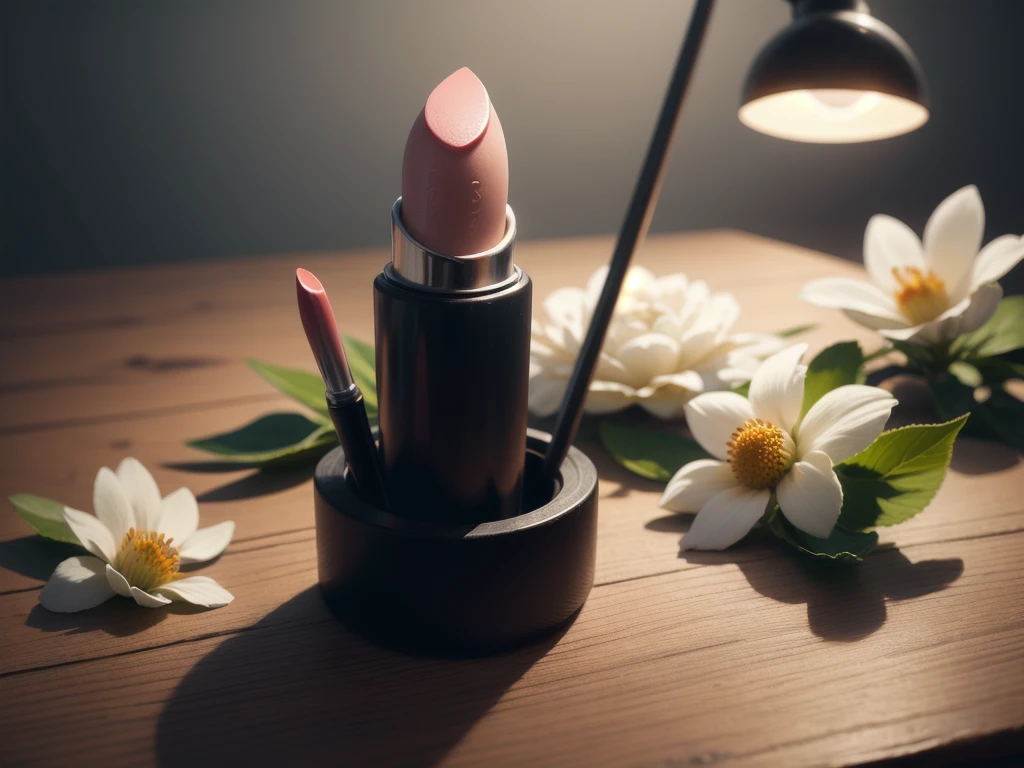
[727,418,793,490]
[892,266,949,325]
[113,528,181,591]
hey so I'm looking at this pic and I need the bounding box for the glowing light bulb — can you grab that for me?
[803,89,880,120]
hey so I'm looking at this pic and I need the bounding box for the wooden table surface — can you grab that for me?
[1,231,1021,767]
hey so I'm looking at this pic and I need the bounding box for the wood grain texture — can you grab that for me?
[1,231,1022,766]
[0,232,871,432]
[0,536,1020,767]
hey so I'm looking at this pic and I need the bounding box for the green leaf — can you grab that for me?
[342,335,377,419]
[972,355,1024,385]
[929,376,1024,450]
[599,420,712,482]
[800,341,865,417]
[889,339,937,370]
[767,510,878,563]
[8,494,80,544]
[862,345,894,364]
[188,412,337,466]
[951,295,1024,359]
[834,415,968,531]
[247,360,328,417]
[776,323,818,338]
[948,360,983,388]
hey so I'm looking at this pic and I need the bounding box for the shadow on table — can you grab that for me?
[647,515,964,642]
[156,587,566,767]
[733,547,963,642]
[948,435,1020,475]
[23,597,209,636]
[0,535,80,583]
[161,461,316,502]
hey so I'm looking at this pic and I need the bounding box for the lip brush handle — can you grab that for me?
[542,0,716,478]
[327,390,390,510]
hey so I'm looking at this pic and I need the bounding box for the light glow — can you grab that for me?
[739,88,928,143]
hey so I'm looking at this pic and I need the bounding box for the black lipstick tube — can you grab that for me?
[374,199,531,523]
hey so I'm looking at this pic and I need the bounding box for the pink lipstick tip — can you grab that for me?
[401,68,509,256]
[296,267,325,295]
[295,268,351,393]
[424,67,490,150]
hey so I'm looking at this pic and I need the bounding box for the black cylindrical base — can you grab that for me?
[373,267,532,523]
[314,429,598,655]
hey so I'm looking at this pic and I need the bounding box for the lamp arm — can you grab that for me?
[542,0,717,477]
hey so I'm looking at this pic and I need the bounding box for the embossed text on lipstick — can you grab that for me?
[467,180,482,235]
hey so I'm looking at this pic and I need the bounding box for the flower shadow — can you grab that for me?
[733,546,964,642]
[0,536,81,583]
[22,597,206,637]
[948,436,1020,475]
[155,587,565,766]
[644,513,694,533]
[664,518,963,642]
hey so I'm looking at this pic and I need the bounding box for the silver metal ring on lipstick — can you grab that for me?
[388,197,518,293]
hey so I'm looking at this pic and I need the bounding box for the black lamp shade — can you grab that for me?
[740,9,929,143]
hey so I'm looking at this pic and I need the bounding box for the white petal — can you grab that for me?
[116,458,162,531]
[616,333,680,388]
[676,328,721,368]
[583,381,635,415]
[159,488,200,544]
[972,235,1024,287]
[864,214,925,292]
[38,556,115,613]
[155,576,234,608]
[543,287,588,342]
[797,384,896,463]
[684,392,755,461]
[636,371,705,419]
[679,486,770,551]
[676,280,711,329]
[801,278,906,324]
[595,351,633,384]
[178,521,235,565]
[62,507,116,563]
[130,586,171,608]
[776,450,843,539]
[93,467,135,543]
[875,321,935,344]
[659,459,738,512]
[748,343,807,434]
[880,283,1002,344]
[528,369,567,417]
[923,185,984,294]
[842,308,911,332]
[954,282,1003,336]
[105,564,132,597]
[653,272,689,308]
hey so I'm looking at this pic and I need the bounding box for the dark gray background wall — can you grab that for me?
[3,0,1023,283]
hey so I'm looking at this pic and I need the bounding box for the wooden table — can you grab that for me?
[1,231,1021,767]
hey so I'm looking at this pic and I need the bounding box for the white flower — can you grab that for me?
[802,185,1023,345]
[530,266,784,419]
[661,344,896,550]
[39,458,235,612]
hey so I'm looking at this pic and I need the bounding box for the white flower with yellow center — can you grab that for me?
[661,344,897,550]
[39,458,235,612]
[530,266,784,419]
[801,186,1023,345]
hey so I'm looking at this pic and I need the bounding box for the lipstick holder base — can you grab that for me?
[314,429,598,655]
